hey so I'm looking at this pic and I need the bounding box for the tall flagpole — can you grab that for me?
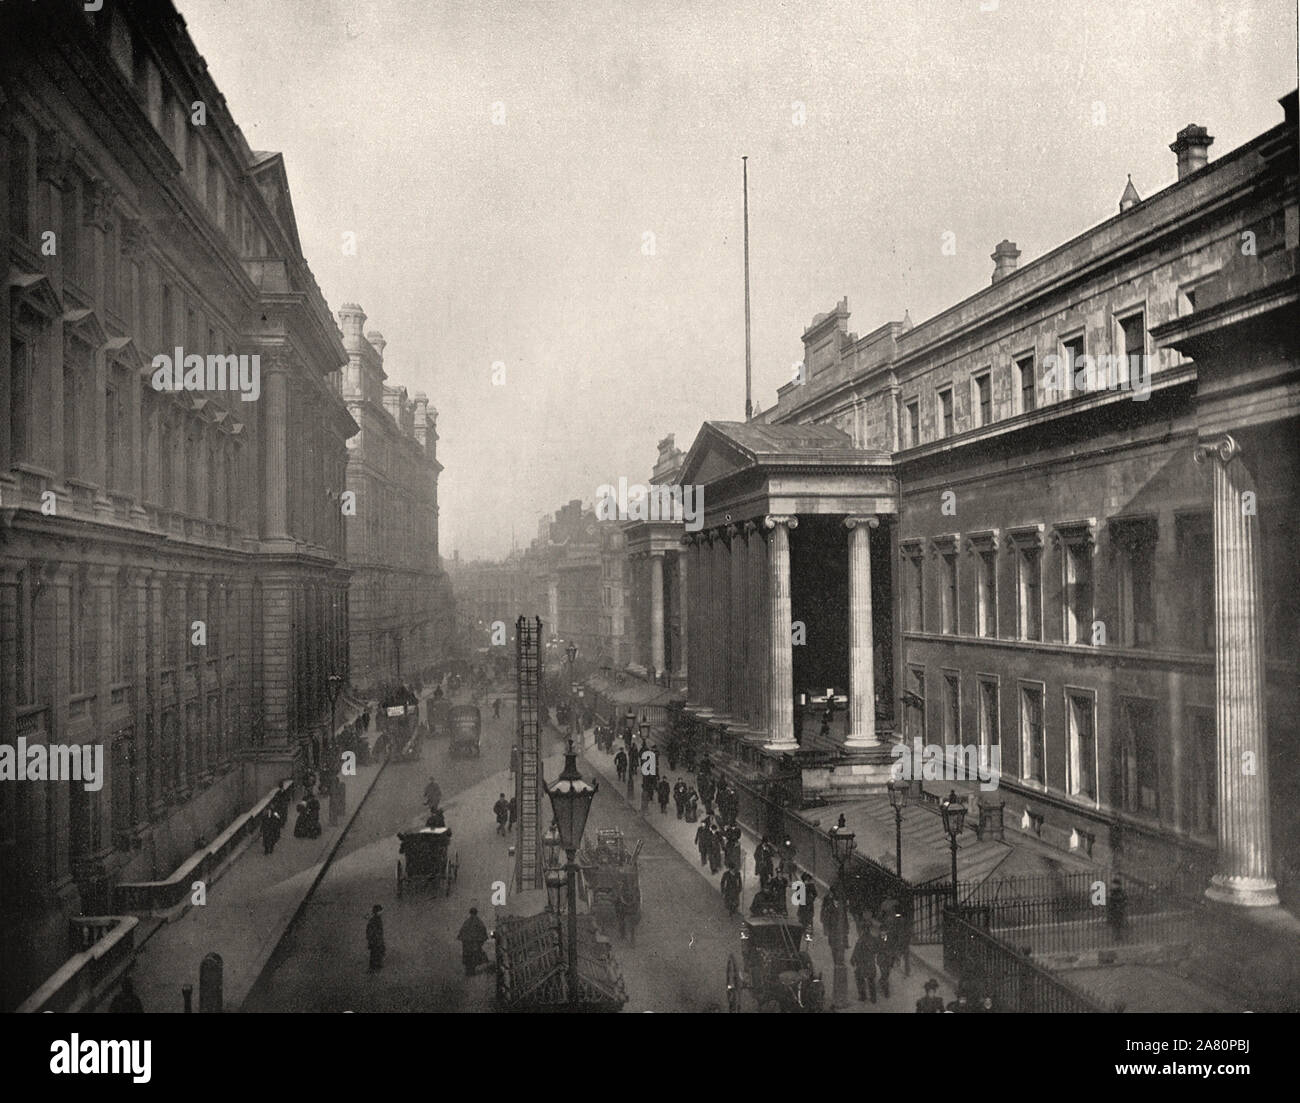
[743,156,753,422]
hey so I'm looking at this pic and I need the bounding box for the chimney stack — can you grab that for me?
[1170,124,1214,180]
[991,239,1021,284]
[337,302,366,341]
[366,329,387,360]
[412,392,429,449]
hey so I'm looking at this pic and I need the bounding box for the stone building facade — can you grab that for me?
[672,91,1299,903]
[0,1,356,1007]
[335,304,449,693]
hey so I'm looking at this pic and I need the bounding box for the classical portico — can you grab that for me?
[675,421,898,769]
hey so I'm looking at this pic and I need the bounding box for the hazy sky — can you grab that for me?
[179,0,1297,560]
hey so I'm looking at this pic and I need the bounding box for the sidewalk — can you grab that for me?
[576,728,961,1012]
[100,757,388,1013]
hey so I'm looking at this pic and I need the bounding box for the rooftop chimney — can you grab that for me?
[337,302,366,341]
[991,239,1021,284]
[1170,124,1214,180]
[1119,174,1142,213]
[366,329,387,359]
[412,391,429,449]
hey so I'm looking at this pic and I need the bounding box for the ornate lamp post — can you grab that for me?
[940,790,968,910]
[828,813,856,1008]
[887,779,908,877]
[546,741,598,1005]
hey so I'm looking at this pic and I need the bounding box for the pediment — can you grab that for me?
[9,268,62,319]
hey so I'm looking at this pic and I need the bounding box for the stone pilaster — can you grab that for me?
[729,524,749,727]
[746,521,768,736]
[844,515,880,749]
[649,551,665,680]
[1193,434,1278,907]
[262,356,292,544]
[764,515,798,751]
[676,548,689,690]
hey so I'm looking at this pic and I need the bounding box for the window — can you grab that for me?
[978,677,999,751]
[63,351,83,478]
[977,548,997,637]
[973,371,992,427]
[1050,332,1086,399]
[941,551,958,634]
[1017,354,1036,413]
[905,399,920,447]
[1017,545,1042,641]
[943,672,961,747]
[1119,311,1145,385]
[64,177,83,288]
[907,667,926,741]
[1066,690,1097,800]
[1020,684,1045,785]
[1114,519,1157,647]
[105,378,119,491]
[10,334,32,464]
[111,732,135,848]
[1185,708,1216,835]
[1175,514,1213,652]
[110,575,125,683]
[9,130,30,241]
[903,548,924,632]
[937,387,954,438]
[1063,537,1094,645]
[16,568,36,705]
[69,572,88,695]
[1119,698,1158,817]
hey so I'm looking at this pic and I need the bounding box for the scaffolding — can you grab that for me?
[515,616,544,891]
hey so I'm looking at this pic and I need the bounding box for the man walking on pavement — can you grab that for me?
[457,907,491,977]
[796,871,818,930]
[261,807,282,855]
[493,793,510,836]
[673,778,688,819]
[695,820,711,867]
[721,863,743,917]
[614,748,627,782]
[656,776,671,815]
[851,918,881,1003]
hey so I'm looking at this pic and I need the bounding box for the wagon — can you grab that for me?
[725,916,824,1013]
[579,829,642,945]
[396,827,458,896]
[429,698,452,739]
[448,704,482,758]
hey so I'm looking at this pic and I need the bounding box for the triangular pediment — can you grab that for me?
[9,268,62,320]
[680,420,871,487]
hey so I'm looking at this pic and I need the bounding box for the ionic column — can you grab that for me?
[1193,435,1278,906]
[729,524,749,727]
[676,548,689,690]
[764,515,798,750]
[844,515,880,749]
[649,550,665,680]
[746,521,768,736]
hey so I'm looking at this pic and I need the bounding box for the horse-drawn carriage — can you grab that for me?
[579,829,642,944]
[725,916,825,1013]
[429,697,452,739]
[448,704,482,758]
[396,826,459,896]
[378,685,421,762]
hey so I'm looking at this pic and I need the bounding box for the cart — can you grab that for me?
[725,916,825,1013]
[448,704,482,758]
[429,698,452,739]
[379,685,422,763]
[579,829,642,945]
[396,827,458,896]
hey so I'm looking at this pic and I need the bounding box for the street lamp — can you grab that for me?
[828,813,856,1008]
[887,779,908,877]
[940,789,968,910]
[546,740,598,1006]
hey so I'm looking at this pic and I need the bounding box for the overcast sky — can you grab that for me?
[179,0,1297,561]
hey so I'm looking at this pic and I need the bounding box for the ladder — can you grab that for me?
[515,616,544,891]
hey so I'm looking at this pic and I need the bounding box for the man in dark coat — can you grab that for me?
[821,890,849,965]
[721,864,743,916]
[685,788,699,822]
[640,769,655,813]
[294,793,321,839]
[698,775,716,817]
[768,869,789,914]
[508,796,518,830]
[261,808,282,855]
[673,779,689,819]
[656,777,671,814]
[797,871,818,930]
[493,794,510,836]
[366,904,385,972]
[754,837,775,888]
[457,907,490,976]
[851,920,882,1003]
[916,978,945,1012]
[614,748,628,781]
[724,833,742,873]
[695,822,711,866]
[707,824,723,874]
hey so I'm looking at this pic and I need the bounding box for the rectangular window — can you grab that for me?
[938,387,954,438]
[1120,311,1145,385]
[978,678,1000,751]
[973,371,992,427]
[9,130,30,241]
[1060,333,1086,395]
[904,552,924,632]
[69,574,87,695]
[907,668,926,741]
[1115,519,1157,647]
[905,399,920,447]
[1185,708,1216,835]
[1176,514,1213,652]
[105,380,119,491]
[64,178,82,288]
[1017,354,1036,413]
[1018,545,1042,641]
[977,549,997,637]
[16,569,35,705]
[943,672,960,746]
[10,335,31,464]
[1119,697,1158,817]
[1020,684,1045,785]
[1064,540,1094,644]
[63,357,81,478]
[941,552,958,634]
[1067,690,1097,800]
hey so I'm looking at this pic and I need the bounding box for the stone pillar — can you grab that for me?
[710,531,725,714]
[649,551,665,680]
[747,521,768,736]
[262,358,292,543]
[764,515,798,751]
[1193,435,1278,906]
[676,548,689,690]
[844,515,880,749]
[729,524,749,727]
[146,571,166,816]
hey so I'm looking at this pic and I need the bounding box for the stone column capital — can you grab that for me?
[844,515,879,531]
[743,520,760,536]
[1193,433,1243,466]
[764,514,798,531]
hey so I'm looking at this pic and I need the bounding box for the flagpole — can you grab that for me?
[743,156,753,422]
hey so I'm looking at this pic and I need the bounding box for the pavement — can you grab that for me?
[576,726,963,1012]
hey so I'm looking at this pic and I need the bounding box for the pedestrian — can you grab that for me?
[721,864,742,917]
[293,792,321,839]
[851,921,881,1003]
[874,910,896,999]
[916,978,945,1013]
[768,868,789,914]
[493,793,510,836]
[695,821,711,867]
[699,775,716,817]
[626,759,636,799]
[261,808,281,855]
[754,836,775,888]
[614,748,627,782]
[708,824,723,875]
[366,905,385,972]
[108,975,144,1013]
[328,774,345,826]
[685,788,699,823]
[640,770,655,814]
[780,837,798,881]
[821,890,849,966]
[493,698,501,719]
[673,778,688,819]
[457,907,490,977]
[657,777,671,814]
[508,795,518,831]
[724,834,742,873]
[797,871,818,930]
[881,897,911,977]
[666,740,678,773]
